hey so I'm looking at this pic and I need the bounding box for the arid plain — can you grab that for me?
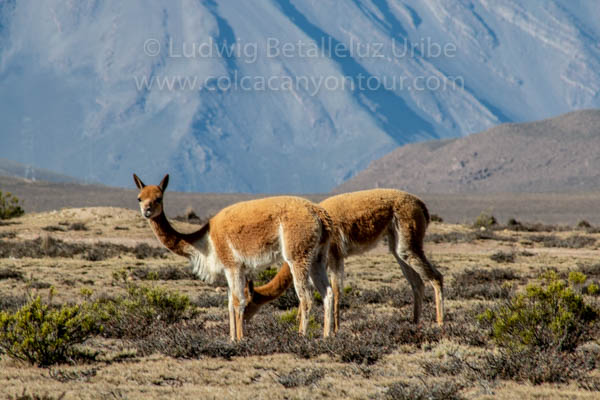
[0,179,599,399]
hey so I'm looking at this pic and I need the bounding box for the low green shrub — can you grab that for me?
[254,267,299,310]
[473,212,497,229]
[0,191,24,220]
[279,308,320,338]
[255,267,278,284]
[0,295,100,366]
[479,271,598,352]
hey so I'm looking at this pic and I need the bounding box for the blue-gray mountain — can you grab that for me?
[1,1,599,192]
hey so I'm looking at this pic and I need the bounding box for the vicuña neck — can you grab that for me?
[148,212,209,258]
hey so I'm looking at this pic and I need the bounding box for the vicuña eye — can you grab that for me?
[137,198,141,202]
[157,198,162,203]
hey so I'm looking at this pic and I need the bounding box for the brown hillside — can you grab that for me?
[336,109,600,194]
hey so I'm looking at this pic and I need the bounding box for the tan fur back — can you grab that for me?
[320,189,428,255]
[208,196,327,263]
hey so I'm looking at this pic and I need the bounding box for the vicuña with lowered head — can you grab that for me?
[245,189,444,330]
[133,173,335,340]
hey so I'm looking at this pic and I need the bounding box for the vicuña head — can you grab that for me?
[134,173,168,219]
[132,173,336,341]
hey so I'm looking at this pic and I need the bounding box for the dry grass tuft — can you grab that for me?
[277,367,325,388]
[382,379,464,400]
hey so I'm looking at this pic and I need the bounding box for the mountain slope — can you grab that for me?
[1,1,600,192]
[335,109,600,193]
[0,159,81,184]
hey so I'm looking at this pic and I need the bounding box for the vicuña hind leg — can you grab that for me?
[310,248,334,337]
[388,233,425,324]
[404,248,444,326]
[226,267,248,341]
[288,261,313,336]
[328,256,344,333]
[392,253,424,324]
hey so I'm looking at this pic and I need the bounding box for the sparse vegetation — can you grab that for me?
[383,379,464,400]
[505,218,567,232]
[1,205,600,397]
[576,220,592,229]
[254,267,299,310]
[430,214,444,223]
[426,230,515,243]
[479,271,598,352]
[0,267,24,281]
[526,234,596,249]
[95,284,195,339]
[131,265,196,281]
[0,191,24,220]
[0,236,168,260]
[490,250,515,263]
[473,212,497,229]
[0,294,101,366]
[277,367,324,388]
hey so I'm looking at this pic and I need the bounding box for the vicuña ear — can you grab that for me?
[159,174,169,192]
[133,173,145,189]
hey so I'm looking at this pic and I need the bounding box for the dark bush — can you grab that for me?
[42,226,65,232]
[449,268,519,301]
[505,218,565,232]
[430,214,444,223]
[135,308,442,364]
[426,230,515,244]
[481,348,592,385]
[67,222,88,231]
[133,243,168,259]
[0,237,167,260]
[346,286,415,308]
[453,268,519,286]
[0,294,28,312]
[420,357,464,377]
[27,280,52,289]
[0,267,24,281]
[96,284,194,339]
[173,207,208,225]
[576,220,592,229]
[383,379,464,400]
[277,367,324,388]
[449,283,514,301]
[489,251,515,263]
[575,263,600,279]
[526,234,596,249]
[8,390,66,400]
[192,293,227,309]
[131,265,196,281]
